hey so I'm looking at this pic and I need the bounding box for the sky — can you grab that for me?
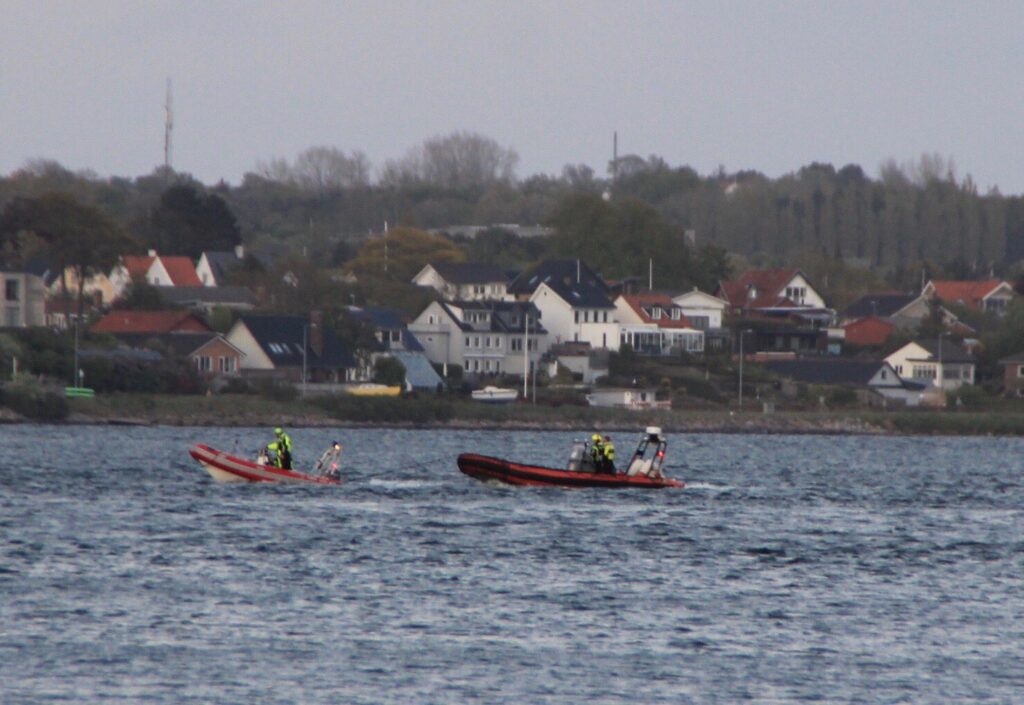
[3,1,1023,194]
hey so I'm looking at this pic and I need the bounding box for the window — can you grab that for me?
[219,356,237,373]
[603,311,608,323]
[671,309,681,320]
[584,311,590,323]
[465,337,471,347]
[5,279,19,302]
[912,365,936,380]
[485,360,492,372]
[195,356,212,372]
[474,336,480,348]
[1018,366,1024,378]
[495,338,502,349]
[880,369,888,380]
[574,311,580,323]
[485,336,492,348]
[651,307,661,320]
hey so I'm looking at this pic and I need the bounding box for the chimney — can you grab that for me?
[234,244,245,259]
[309,310,324,357]
[147,249,157,257]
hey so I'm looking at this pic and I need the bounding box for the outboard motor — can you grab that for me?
[626,426,668,478]
[566,440,588,471]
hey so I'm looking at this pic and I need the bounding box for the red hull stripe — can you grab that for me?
[456,453,683,489]
[188,444,340,485]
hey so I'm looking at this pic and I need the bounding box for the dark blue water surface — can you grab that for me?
[2,425,1023,704]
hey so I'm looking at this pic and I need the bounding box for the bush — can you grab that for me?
[255,378,299,402]
[373,356,407,387]
[948,385,989,410]
[0,381,69,421]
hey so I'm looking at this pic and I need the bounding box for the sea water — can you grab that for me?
[2,425,1023,704]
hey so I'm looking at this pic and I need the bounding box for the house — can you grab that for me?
[885,339,976,391]
[507,259,618,350]
[226,314,354,382]
[412,262,512,301]
[843,292,971,334]
[90,310,212,335]
[408,300,546,379]
[147,255,202,287]
[842,316,896,348]
[196,246,247,286]
[344,305,443,391]
[717,268,828,316]
[109,254,156,299]
[614,293,704,355]
[110,331,244,377]
[672,288,728,330]
[762,358,927,407]
[586,387,669,410]
[542,341,609,385]
[923,279,1016,316]
[0,268,46,327]
[45,266,117,305]
[998,353,1024,397]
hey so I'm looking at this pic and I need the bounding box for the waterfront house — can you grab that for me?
[408,300,546,379]
[0,268,46,327]
[110,331,244,377]
[763,358,926,407]
[412,262,512,302]
[345,305,443,390]
[586,387,669,410]
[885,339,976,391]
[923,279,1016,316]
[841,316,896,348]
[613,293,704,355]
[226,314,354,383]
[998,352,1024,397]
[90,310,212,335]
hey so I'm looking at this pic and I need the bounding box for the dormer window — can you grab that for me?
[651,307,662,320]
[671,308,681,320]
[747,285,757,301]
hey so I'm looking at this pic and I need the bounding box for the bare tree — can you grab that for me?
[381,131,518,190]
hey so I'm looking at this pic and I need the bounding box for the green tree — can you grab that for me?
[373,356,407,387]
[346,227,464,283]
[148,184,241,258]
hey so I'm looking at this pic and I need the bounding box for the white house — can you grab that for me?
[531,281,619,350]
[717,268,828,314]
[672,288,728,330]
[613,293,704,354]
[923,279,1017,316]
[1,269,46,327]
[885,339,976,391]
[408,300,546,378]
[586,387,669,410]
[196,246,246,286]
[411,262,512,302]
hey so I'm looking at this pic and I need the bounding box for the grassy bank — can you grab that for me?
[37,392,1024,436]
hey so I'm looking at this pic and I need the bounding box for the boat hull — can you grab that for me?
[188,444,341,484]
[457,453,683,489]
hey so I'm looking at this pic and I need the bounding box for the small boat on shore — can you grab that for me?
[188,443,341,484]
[457,427,684,489]
[470,386,518,403]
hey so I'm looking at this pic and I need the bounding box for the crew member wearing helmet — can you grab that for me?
[316,440,343,479]
[600,435,616,474]
[589,433,604,472]
[271,426,293,469]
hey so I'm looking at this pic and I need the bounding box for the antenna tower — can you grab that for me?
[164,78,174,173]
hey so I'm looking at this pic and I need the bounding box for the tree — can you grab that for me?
[381,131,518,191]
[148,184,241,258]
[0,192,136,318]
[346,227,464,283]
[373,356,407,387]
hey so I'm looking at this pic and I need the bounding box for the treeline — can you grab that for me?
[3,133,1024,284]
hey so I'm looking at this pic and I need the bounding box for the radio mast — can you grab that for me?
[164,78,173,174]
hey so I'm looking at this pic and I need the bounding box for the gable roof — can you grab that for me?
[91,310,211,334]
[718,268,812,309]
[843,293,920,319]
[442,300,548,334]
[618,293,694,328]
[842,316,895,347]
[237,314,354,369]
[347,305,424,352]
[763,359,905,388]
[201,251,244,285]
[107,331,241,358]
[926,279,1011,308]
[156,256,202,286]
[121,255,156,279]
[916,338,975,364]
[508,259,609,296]
[389,350,444,390]
[428,261,509,284]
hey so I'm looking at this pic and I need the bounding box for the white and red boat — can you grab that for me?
[189,443,341,485]
[457,427,684,489]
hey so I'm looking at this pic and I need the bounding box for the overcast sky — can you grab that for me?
[3,1,1023,193]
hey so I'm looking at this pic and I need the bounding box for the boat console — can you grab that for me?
[625,426,667,478]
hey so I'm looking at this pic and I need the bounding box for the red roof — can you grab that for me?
[90,310,211,334]
[620,293,694,328]
[121,255,155,279]
[157,256,202,286]
[928,280,1006,309]
[717,268,803,310]
[843,316,894,347]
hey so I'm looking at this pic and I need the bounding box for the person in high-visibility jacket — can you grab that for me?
[601,435,617,474]
[589,433,604,472]
[271,426,293,469]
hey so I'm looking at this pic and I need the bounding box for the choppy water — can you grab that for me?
[2,425,1023,704]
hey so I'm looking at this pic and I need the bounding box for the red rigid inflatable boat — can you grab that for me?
[189,443,341,485]
[457,427,684,489]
